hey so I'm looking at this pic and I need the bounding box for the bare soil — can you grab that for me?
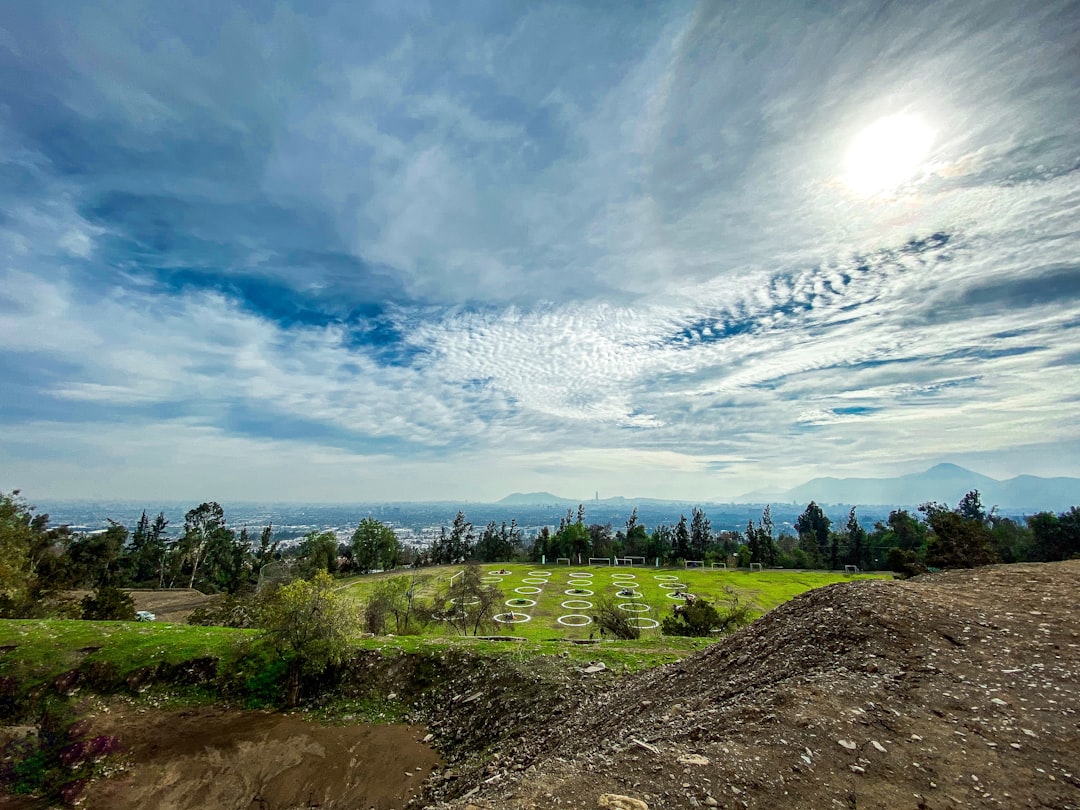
[67,589,223,623]
[431,562,1080,809]
[71,706,437,810]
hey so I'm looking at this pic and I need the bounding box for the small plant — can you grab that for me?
[0,698,121,805]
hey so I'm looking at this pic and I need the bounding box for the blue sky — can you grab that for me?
[1,0,1078,502]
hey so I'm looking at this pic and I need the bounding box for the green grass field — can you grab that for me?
[336,564,887,641]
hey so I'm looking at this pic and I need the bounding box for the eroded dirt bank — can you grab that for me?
[80,707,439,810]
[430,562,1080,809]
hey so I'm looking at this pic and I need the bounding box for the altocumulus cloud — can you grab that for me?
[0,0,1078,501]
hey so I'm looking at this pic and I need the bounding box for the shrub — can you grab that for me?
[188,594,260,628]
[591,595,640,640]
[79,586,135,621]
[662,590,753,637]
[886,547,927,578]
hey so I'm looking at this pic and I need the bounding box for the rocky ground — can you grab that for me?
[425,562,1080,810]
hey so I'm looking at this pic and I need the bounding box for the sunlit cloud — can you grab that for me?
[0,0,1077,501]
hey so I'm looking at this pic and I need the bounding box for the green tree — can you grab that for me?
[672,515,690,561]
[437,563,503,636]
[475,520,518,563]
[796,501,831,567]
[177,502,230,589]
[845,507,867,570]
[67,521,127,587]
[447,512,475,563]
[922,494,996,569]
[257,571,356,706]
[351,518,400,573]
[300,531,339,577]
[1027,508,1080,562]
[689,508,711,560]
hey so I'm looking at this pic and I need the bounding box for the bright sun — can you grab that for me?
[843,114,935,196]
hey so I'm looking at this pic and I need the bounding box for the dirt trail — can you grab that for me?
[79,707,439,810]
[432,561,1080,809]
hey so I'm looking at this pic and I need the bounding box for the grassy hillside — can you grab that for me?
[335,563,886,640]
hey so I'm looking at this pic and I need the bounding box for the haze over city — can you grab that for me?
[1,1,1078,503]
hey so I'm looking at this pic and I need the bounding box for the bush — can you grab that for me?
[661,590,753,637]
[80,586,135,621]
[591,595,640,640]
[886,547,927,578]
[188,594,260,628]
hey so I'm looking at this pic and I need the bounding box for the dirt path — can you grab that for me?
[79,707,439,810]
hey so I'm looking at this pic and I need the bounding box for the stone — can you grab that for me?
[838,739,857,750]
[598,794,649,810]
[678,754,711,766]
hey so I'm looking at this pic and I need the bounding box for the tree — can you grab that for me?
[475,520,518,563]
[796,502,831,567]
[846,507,867,570]
[126,511,169,587]
[300,531,339,577]
[0,491,74,615]
[364,573,430,635]
[623,509,650,557]
[689,508,711,560]
[177,502,229,589]
[446,512,475,563]
[351,518,400,573]
[1027,508,1080,562]
[257,571,356,706]
[921,495,996,569]
[437,563,503,636]
[672,515,690,561]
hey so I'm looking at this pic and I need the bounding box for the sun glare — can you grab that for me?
[843,114,935,196]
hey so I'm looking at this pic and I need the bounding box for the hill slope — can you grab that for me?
[436,561,1080,809]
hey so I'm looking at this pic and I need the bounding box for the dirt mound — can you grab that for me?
[77,706,438,810]
[435,562,1080,809]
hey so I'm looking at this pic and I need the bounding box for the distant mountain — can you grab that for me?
[496,491,578,506]
[745,463,1080,511]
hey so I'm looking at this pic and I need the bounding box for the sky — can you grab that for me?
[1,0,1079,504]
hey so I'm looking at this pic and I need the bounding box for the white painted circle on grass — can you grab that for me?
[557,614,593,627]
[564,588,594,596]
[627,617,660,629]
[614,589,641,598]
[618,603,650,612]
[488,569,513,575]
[658,582,687,590]
[569,572,592,578]
[493,612,532,624]
[561,599,593,610]
[480,576,504,585]
[506,598,536,608]
[666,591,691,600]
[522,577,547,584]
[449,596,481,605]
[569,579,593,586]
[515,586,543,594]
[654,574,679,581]
[611,572,636,579]
[528,571,550,578]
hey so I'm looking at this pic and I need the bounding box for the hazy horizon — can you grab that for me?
[2,1,1078,502]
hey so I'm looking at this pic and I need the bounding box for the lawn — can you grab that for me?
[336,564,888,641]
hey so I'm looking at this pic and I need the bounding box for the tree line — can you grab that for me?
[2,488,1078,619]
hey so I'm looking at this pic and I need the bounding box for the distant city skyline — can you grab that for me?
[2,2,1078,502]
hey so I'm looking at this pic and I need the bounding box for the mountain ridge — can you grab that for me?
[497,464,1080,511]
